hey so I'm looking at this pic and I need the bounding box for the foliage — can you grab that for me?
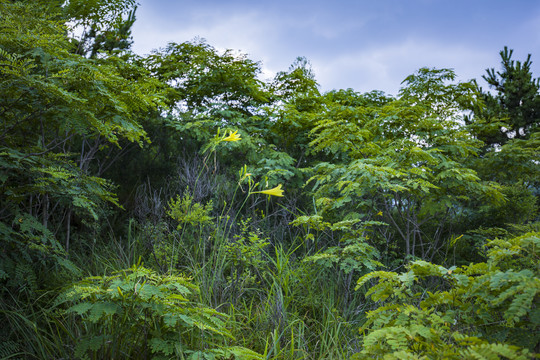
[307,69,503,261]
[353,232,540,358]
[0,0,157,251]
[0,1,158,357]
[473,46,540,147]
[55,263,263,359]
[225,218,269,273]
[296,217,384,275]
[168,191,215,231]
[64,0,139,57]
[2,1,540,358]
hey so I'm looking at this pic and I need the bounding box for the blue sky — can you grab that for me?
[131,0,540,96]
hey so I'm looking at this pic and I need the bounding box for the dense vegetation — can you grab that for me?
[1,1,539,359]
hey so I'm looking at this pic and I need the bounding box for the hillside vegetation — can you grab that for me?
[1,1,539,359]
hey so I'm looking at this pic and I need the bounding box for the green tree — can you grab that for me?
[464,48,540,234]
[139,43,321,224]
[64,0,139,57]
[307,68,502,262]
[474,46,540,147]
[0,0,157,302]
[0,1,165,356]
[144,40,272,170]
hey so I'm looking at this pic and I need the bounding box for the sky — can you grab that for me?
[131,0,540,96]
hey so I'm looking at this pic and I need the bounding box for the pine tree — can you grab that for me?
[478,46,540,146]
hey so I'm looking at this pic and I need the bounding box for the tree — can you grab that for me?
[63,0,139,57]
[464,48,540,233]
[307,68,502,262]
[474,46,540,147]
[142,43,319,209]
[0,0,158,295]
[144,40,271,164]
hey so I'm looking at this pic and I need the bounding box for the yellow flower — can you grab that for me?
[223,130,241,142]
[239,172,252,184]
[376,211,383,216]
[253,184,284,197]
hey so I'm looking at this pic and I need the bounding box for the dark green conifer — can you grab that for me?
[479,46,540,146]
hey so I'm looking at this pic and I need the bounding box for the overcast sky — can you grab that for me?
[131,0,540,96]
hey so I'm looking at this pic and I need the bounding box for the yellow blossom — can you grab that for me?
[239,172,252,183]
[253,184,284,197]
[223,130,241,142]
[376,211,383,216]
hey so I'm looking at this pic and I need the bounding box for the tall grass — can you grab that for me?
[2,209,368,359]
[0,289,75,359]
[181,228,364,359]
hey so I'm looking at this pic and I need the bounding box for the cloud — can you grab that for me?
[131,4,332,84]
[133,10,269,53]
[131,4,289,79]
[131,0,540,96]
[311,40,495,95]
